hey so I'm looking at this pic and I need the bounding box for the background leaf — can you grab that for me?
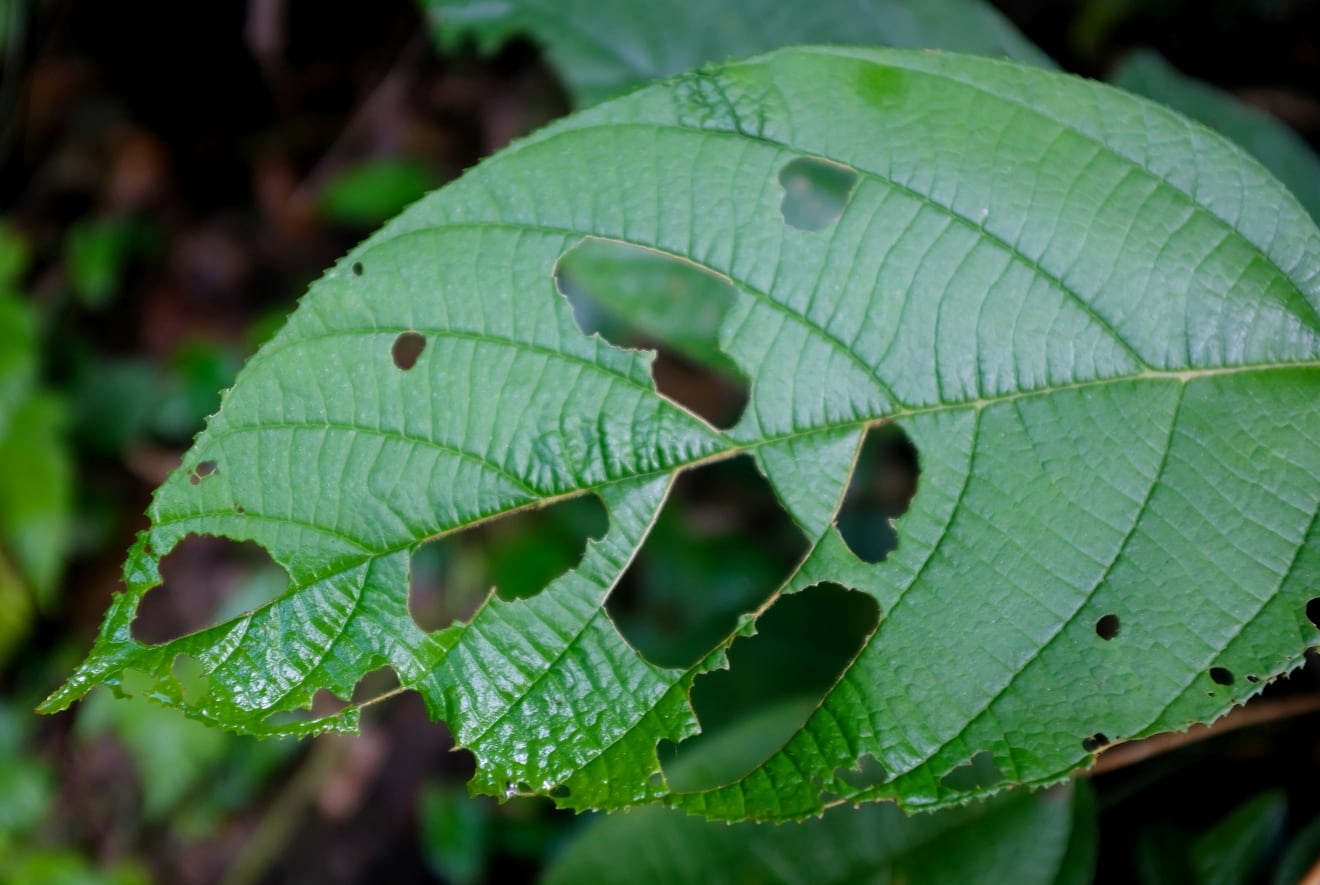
[422,0,1055,106]
[44,47,1320,822]
[545,782,1096,884]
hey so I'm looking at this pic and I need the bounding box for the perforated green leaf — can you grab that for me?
[43,47,1320,821]
[423,0,1054,106]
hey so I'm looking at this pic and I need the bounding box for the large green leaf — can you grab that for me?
[423,0,1054,106]
[43,47,1320,821]
[1111,50,1320,224]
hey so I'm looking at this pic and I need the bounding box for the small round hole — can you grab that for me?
[1209,667,1234,686]
[1245,674,1259,683]
[351,261,364,276]
[392,331,426,370]
[1095,614,1120,640]
[1082,733,1109,753]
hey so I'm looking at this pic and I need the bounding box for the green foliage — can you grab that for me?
[0,702,150,885]
[545,782,1096,884]
[0,226,72,661]
[318,158,436,227]
[64,218,156,310]
[423,0,1055,106]
[42,46,1320,824]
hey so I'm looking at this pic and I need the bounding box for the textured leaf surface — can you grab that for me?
[423,0,1054,106]
[44,47,1320,820]
[1112,50,1320,223]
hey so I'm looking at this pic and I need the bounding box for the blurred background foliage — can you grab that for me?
[1,0,1318,882]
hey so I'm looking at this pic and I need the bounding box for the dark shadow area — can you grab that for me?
[662,581,879,791]
[1096,613,1121,640]
[605,456,808,670]
[555,238,749,429]
[836,422,920,564]
[408,493,608,632]
[132,535,287,645]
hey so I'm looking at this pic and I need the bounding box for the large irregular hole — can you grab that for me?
[408,494,608,632]
[132,536,288,645]
[1095,613,1121,640]
[606,456,809,669]
[555,238,749,429]
[939,751,1003,792]
[391,331,426,370]
[778,156,859,231]
[836,423,920,564]
[662,582,880,792]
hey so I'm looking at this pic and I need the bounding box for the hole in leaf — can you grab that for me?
[348,665,400,705]
[607,456,809,669]
[408,494,608,632]
[662,582,879,792]
[132,536,288,645]
[834,754,890,791]
[836,423,920,564]
[1209,667,1235,686]
[392,331,426,370]
[351,260,363,276]
[778,156,858,231]
[1095,614,1121,640]
[190,459,218,485]
[939,751,1003,792]
[555,237,749,429]
[171,653,210,705]
[1307,597,1320,629]
[1246,674,1260,683]
[1082,733,1110,753]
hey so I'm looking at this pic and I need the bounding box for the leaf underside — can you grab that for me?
[44,47,1320,822]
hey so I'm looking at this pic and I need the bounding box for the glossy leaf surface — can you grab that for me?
[44,47,1320,821]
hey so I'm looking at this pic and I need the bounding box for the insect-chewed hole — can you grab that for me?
[778,156,858,231]
[606,455,809,670]
[1095,613,1121,640]
[132,536,288,645]
[1307,597,1320,630]
[554,237,749,429]
[1209,667,1235,686]
[939,751,1003,793]
[189,459,218,485]
[351,260,364,276]
[661,582,879,792]
[171,653,210,705]
[836,423,920,564]
[832,753,890,792]
[391,331,427,370]
[408,494,608,632]
[1082,733,1110,753]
